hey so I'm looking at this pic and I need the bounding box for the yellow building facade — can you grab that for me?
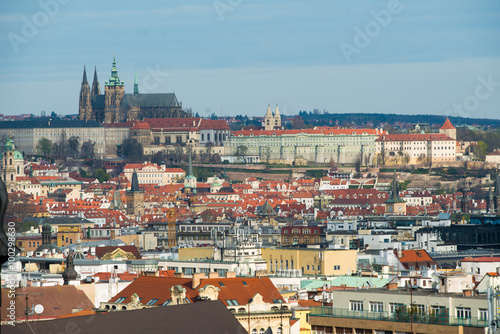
[261,248,357,276]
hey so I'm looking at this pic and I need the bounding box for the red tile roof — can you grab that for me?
[376,133,455,142]
[233,128,380,137]
[109,276,284,307]
[95,246,141,259]
[1,286,94,322]
[440,118,456,130]
[461,257,500,263]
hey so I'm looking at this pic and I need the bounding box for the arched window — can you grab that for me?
[259,329,265,334]
[201,133,204,141]
[207,133,210,141]
[277,327,282,334]
[251,329,257,334]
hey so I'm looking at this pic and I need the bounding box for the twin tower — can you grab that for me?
[264,104,282,130]
[78,55,186,124]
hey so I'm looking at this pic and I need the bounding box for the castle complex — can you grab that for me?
[79,56,188,123]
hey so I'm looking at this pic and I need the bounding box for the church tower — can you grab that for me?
[439,118,457,140]
[184,150,197,192]
[91,66,100,96]
[78,66,92,120]
[385,172,406,215]
[2,138,24,192]
[104,55,125,123]
[274,104,281,129]
[126,171,144,218]
[264,104,274,130]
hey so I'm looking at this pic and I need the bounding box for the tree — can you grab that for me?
[475,140,487,160]
[52,131,69,157]
[264,146,271,164]
[355,155,362,173]
[206,142,214,162]
[36,137,52,157]
[291,116,306,129]
[68,136,80,158]
[121,138,143,162]
[94,168,111,183]
[151,151,166,165]
[235,145,248,162]
[80,140,95,159]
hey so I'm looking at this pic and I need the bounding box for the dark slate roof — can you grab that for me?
[385,173,405,204]
[257,200,277,217]
[0,119,103,129]
[91,94,105,110]
[2,300,247,334]
[122,93,180,108]
[129,171,141,192]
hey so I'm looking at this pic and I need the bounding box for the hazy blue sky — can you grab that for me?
[1,0,499,119]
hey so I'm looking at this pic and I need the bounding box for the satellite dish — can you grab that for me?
[34,304,44,314]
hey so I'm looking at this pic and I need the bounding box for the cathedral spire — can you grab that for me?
[92,66,100,96]
[134,67,139,94]
[82,66,88,85]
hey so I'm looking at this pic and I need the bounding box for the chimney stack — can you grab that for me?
[192,273,206,288]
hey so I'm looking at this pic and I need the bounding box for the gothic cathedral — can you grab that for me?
[79,55,188,123]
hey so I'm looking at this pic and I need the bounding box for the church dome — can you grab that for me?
[14,150,23,159]
[42,223,51,232]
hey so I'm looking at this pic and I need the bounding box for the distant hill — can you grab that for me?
[288,112,500,128]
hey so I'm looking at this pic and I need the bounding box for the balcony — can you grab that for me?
[310,307,488,328]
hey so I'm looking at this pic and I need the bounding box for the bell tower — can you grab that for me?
[104,54,125,123]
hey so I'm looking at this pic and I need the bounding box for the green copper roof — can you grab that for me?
[134,67,139,94]
[3,138,14,152]
[105,54,124,87]
[14,150,23,159]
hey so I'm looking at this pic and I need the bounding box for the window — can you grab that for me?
[115,297,126,303]
[226,299,239,306]
[350,300,363,311]
[390,303,404,313]
[334,265,340,270]
[251,330,257,334]
[162,300,171,306]
[146,299,159,306]
[259,329,265,334]
[479,309,488,320]
[415,304,425,314]
[456,307,471,319]
[370,302,383,313]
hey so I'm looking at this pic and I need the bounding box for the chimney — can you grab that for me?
[386,282,398,290]
[192,273,206,288]
[225,271,236,278]
[174,272,184,278]
[208,272,219,279]
[397,248,403,258]
[463,289,473,297]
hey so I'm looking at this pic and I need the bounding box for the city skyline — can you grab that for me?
[1,0,500,119]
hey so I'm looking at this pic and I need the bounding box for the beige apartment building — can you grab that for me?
[375,133,456,165]
[123,162,185,185]
[0,119,106,159]
[310,286,489,334]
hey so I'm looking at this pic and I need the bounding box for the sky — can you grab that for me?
[0,0,500,119]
